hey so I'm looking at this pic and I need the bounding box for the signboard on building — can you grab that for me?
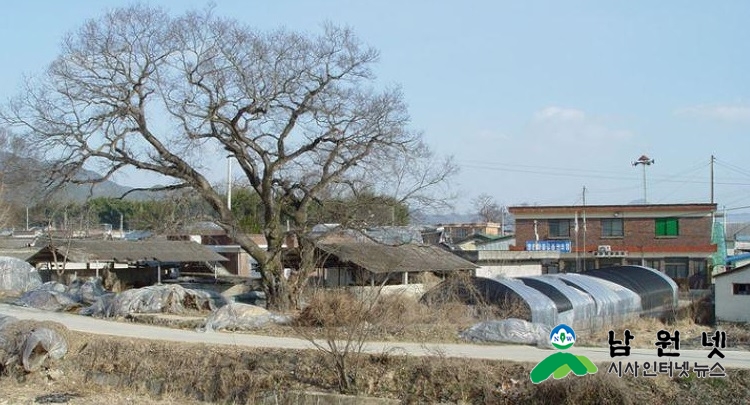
[526,240,571,252]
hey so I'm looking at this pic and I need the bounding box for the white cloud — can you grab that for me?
[533,106,586,123]
[528,105,633,143]
[677,104,750,123]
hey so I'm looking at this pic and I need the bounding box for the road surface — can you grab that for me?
[3,303,750,369]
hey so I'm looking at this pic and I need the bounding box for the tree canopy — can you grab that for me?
[2,5,455,309]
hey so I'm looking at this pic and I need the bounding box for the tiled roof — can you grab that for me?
[27,240,228,264]
[317,242,478,273]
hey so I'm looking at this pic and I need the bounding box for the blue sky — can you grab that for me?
[2,1,750,215]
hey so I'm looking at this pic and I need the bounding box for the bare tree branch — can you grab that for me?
[0,5,456,310]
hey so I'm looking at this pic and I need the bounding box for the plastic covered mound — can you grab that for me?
[201,302,291,332]
[460,318,552,348]
[0,256,42,293]
[67,278,107,305]
[14,289,81,312]
[36,281,68,293]
[13,279,108,312]
[0,314,68,372]
[81,284,229,318]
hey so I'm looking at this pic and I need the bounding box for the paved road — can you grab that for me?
[3,303,750,369]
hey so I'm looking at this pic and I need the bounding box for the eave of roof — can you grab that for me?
[27,240,228,263]
[318,242,478,273]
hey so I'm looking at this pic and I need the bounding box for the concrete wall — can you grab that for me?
[475,264,542,279]
[715,269,750,322]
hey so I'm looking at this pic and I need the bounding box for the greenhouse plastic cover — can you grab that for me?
[519,275,597,331]
[583,265,678,313]
[0,256,42,293]
[201,303,291,332]
[551,273,641,329]
[491,278,559,326]
[460,318,552,348]
[0,314,68,372]
[82,284,228,318]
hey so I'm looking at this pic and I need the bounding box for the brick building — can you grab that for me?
[508,203,718,283]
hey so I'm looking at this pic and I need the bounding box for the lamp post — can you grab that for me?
[226,155,233,210]
[632,155,655,203]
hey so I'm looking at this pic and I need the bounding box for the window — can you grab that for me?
[655,218,679,237]
[452,228,468,239]
[626,259,642,266]
[602,218,624,237]
[646,259,661,270]
[548,219,571,238]
[664,258,689,279]
[645,259,661,270]
[733,284,750,295]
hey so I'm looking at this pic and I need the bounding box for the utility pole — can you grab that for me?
[710,155,715,204]
[582,186,587,271]
[500,205,505,236]
[632,155,655,203]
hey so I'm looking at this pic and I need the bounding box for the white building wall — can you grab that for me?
[715,268,750,322]
[475,264,542,279]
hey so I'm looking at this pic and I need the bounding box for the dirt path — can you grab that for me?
[3,303,750,369]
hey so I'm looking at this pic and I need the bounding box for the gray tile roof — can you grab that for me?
[27,240,228,264]
[317,242,478,273]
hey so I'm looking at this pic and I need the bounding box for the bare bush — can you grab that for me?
[294,287,384,394]
[421,273,532,322]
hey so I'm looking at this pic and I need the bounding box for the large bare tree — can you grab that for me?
[472,193,504,223]
[2,5,453,310]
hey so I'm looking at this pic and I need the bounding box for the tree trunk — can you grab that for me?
[262,254,294,311]
[287,235,316,309]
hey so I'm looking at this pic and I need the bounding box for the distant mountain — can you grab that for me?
[727,212,750,224]
[0,151,160,203]
[410,211,478,226]
[54,169,171,202]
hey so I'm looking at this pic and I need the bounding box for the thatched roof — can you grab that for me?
[317,243,478,273]
[26,240,227,264]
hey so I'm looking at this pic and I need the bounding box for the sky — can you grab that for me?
[2,1,750,215]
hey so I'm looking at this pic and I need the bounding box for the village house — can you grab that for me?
[507,203,719,286]
[25,239,227,289]
[713,264,750,323]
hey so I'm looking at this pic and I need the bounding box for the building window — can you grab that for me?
[664,258,689,279]
[645,259,661,270]
[452,228,468,239]
[655,218,679,237]
[548,219,571,238]
[733,283,750,295]
[601,218,624,237]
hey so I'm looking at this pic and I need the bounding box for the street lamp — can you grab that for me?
[226,154,233,210]
[632,155,655,204]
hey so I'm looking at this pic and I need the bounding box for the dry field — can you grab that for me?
[2,327,750,405]
[3,289,750,403]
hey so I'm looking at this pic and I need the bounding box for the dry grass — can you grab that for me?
[3,328,750,404]
[291,289,479,343]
